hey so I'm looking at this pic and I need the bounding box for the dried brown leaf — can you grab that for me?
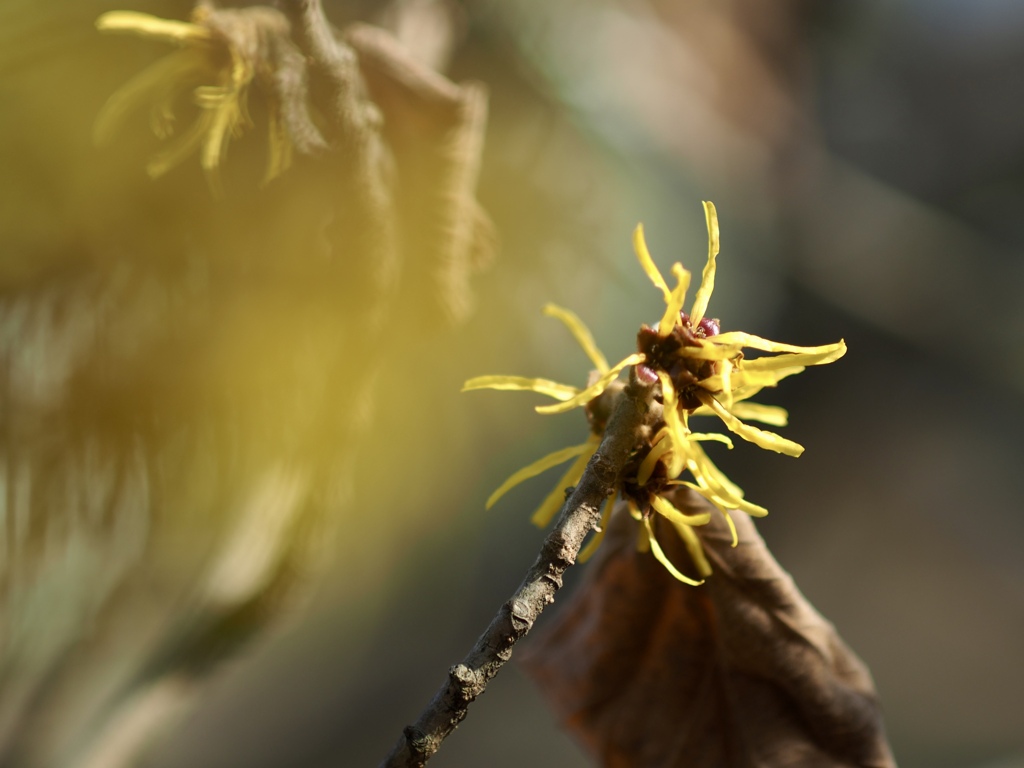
[522,488,896,768]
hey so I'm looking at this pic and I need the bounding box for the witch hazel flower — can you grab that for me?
[95,7,301,193]
[464,203,845,584]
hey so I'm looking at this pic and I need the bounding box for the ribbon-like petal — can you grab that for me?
[529,441,599,527]
[535,354,644,414]
[633,224,671,301]
[643,518,704,586]
[701,392,804,457]
[486,441,596,510]
[544,304,609,373]
[462,375,579,401]
[96,11,213,44]
[689,200,720,326]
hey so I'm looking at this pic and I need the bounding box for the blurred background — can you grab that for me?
[4,1,1024,767]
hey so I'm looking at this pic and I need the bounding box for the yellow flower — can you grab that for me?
[464,202,846,584]
[95,8,294,193]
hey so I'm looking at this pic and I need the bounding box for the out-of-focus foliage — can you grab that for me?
[0,1,493,765]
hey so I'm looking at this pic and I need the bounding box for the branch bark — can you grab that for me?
[378,377,657,768]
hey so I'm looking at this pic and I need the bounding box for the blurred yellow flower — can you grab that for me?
[95,8,293,193]
[464,202,846,584]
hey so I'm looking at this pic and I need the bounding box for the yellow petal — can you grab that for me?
[683,463,768,518]
[658,263,692,336]
[727,402,789,427]
[680,476,733,515]
[263,104,293,186]
[96,11,213,45]
[678,342,744,361]
[651,494,712,527]
[700,366,805,394]
[197,66,252,179]
[689,200,720,326]
[721,507,739,547]
[635,517,651,552]
[686,432,734,448]
[627,500,643,521]
[633,224,670,301]
[643,518,704,586]
[717,357,734,408]
[670,516,714,577]
[688,441,745,500]
[700,393,804,457]
[637,432,673,486]
[535,354,644,414]
[200,111,232,192]
[711,333,847,361]
[672,481,740,546]
[94,48,210,146]
[738,345,848,372]
[714,491,767,518]
[462,375,579,401]
[197,82,251,177]
[543,304,609,373]
[719,386,769,406]
[578,498,612,563]
[657,372,690,477]
[675,481,741,548]
[529,440,599,527]
[486,441,596,511]
[146,110,211,178]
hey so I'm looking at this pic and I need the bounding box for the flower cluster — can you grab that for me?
[464,202,845,584]
[95,8,295,193]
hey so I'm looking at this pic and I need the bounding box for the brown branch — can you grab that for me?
[378,376,658,768]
